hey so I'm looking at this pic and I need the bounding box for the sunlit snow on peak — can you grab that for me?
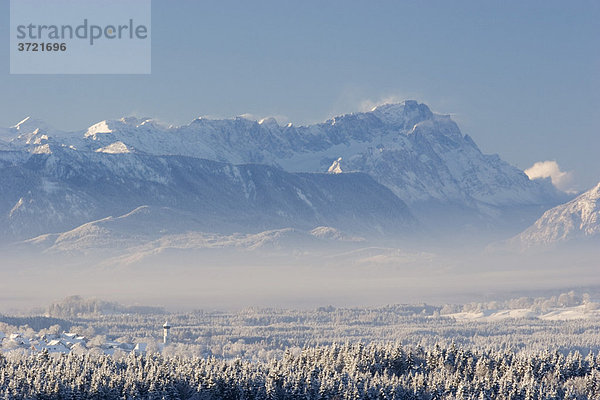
[258,117,279,126]
[95,141,131,154]
[85,121,113,139]
[120,116,151,126]
[328,157,343,174]
[13,116,32,129]
[32,144,52,154]
[10,116,55,134]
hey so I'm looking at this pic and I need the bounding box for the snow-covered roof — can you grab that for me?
[133,343,147,353]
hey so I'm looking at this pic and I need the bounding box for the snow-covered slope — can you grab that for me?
[0,147,414,242]
[447,304,600,322]
[23,204,364,257]
[510,182,600,248]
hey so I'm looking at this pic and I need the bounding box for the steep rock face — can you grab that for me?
[0,101,567,240]
[512,183,600,248]
[0,147,414,242]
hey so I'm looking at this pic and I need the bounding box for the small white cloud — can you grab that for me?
[524,160,575,193]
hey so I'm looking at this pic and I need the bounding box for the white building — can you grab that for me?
[0,328,147,357]
[44,340,70,354]
[8,333,30,347]
[61,332,86,347]
[163,321,171,344]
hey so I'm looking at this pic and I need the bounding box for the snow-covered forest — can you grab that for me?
[1,342,600,399]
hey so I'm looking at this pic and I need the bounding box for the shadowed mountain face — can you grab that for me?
[0,149,414,243]
[0,101,568,247]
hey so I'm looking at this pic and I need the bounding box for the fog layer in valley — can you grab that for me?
[1,242,598,313]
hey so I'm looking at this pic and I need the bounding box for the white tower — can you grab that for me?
[162,321,171,344]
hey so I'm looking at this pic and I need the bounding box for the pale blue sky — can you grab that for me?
[1,0,598,190]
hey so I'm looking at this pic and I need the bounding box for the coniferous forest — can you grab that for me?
[2,342,600,399]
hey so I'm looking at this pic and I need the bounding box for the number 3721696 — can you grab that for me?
[18,43,67,52]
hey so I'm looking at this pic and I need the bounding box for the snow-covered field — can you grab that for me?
[447,304,600,322]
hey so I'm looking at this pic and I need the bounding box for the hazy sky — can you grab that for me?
[1,0,598,190]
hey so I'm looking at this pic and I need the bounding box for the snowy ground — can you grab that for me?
[447,304,600,322]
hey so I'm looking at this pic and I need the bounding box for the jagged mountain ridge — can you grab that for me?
[0,101,567,243]
[4,101,563,207]
[510,182,600,248]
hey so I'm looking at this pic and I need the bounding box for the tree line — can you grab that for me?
[2,342,600,399]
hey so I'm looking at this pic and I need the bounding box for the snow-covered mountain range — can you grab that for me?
[509,182,600,249]
[0,101,571,249]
